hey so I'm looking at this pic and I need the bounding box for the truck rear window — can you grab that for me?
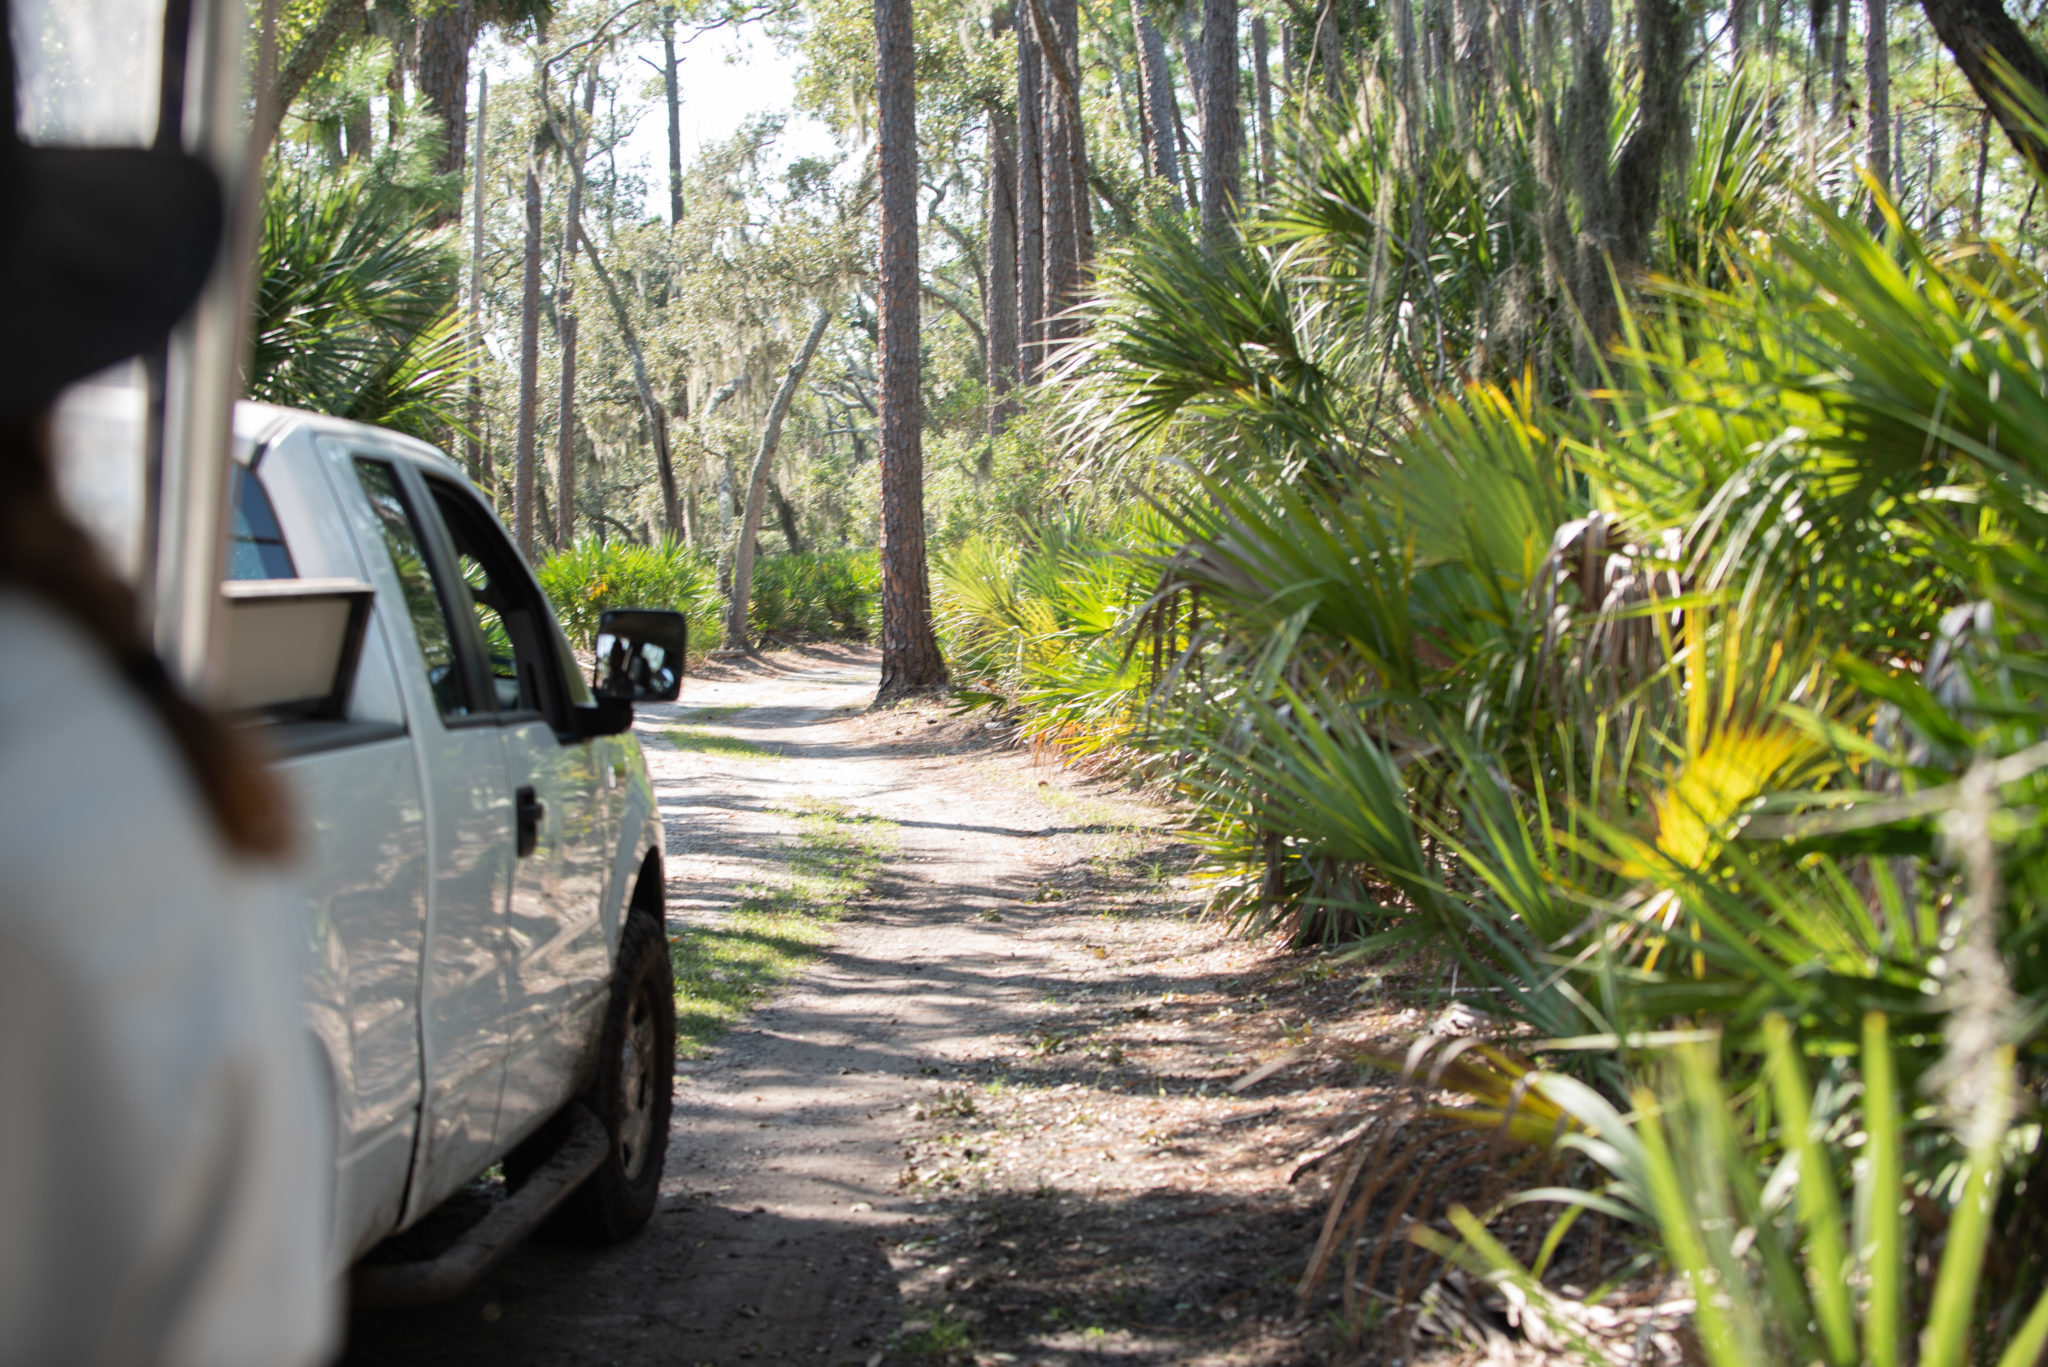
[227,466,296,580]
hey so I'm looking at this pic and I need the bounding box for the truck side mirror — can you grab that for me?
[592,609,688,703]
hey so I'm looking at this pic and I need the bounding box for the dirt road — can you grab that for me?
[342,646,1347,1367]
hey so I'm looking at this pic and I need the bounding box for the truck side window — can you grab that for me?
[226,466,295,580]
[354,459,472,719]
[458,551,525,713]
[426,480,566,726]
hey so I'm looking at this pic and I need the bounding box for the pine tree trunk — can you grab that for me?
[384,14,409,146]
[553,71,598,551]
[1559,0,1618,369]
[1806,0,1827,111]
[1178,23,1205,142]
[1172,68,1199,198]
[1832,0,1850,111]
[1017,19,1047,381]
[514,168,543,563]
[726,306,831,652]
[1029,0,1086,338]
[986,107,1021,431]
[344,102,373,161]
[1614,0,1687,263]
[1252,16,1274,191]
[1452,0,1489,113]
[876,0,948,698]
[1058,0,1093,271]
[1315,0,1343,104]
[1199,0,1242,235]
[1731,0,1749,58]
[664,9,685,224]
[1973,107,1991,229]
[1500,0,1524,97]
[1041,60,1079,339]
[1867,0,1892,205]
[1918,0,2048,174]
[466,68,488,481]
[1134,2,1185,201]
[415,0,472,226]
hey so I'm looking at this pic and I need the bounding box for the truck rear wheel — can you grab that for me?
[555,910,674,1242]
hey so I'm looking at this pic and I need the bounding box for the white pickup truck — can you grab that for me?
[201,400,686,1301]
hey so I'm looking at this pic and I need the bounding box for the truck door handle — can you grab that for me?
[516,785,544,857]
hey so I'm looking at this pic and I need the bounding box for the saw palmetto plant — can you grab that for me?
[248,163,476,441]
[936,63,2048,1351]
[533,537,722,654]
[1425,1016,2048,1367]
[934,510,1175,763]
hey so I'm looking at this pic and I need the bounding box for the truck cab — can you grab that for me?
[224,401,675,1275]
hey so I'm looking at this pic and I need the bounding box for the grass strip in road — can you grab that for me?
[667,724,783,759]
[669,798,896,1056]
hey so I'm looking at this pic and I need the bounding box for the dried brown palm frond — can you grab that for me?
[1535,512,1685,720]
[1297,1037,1641,1353]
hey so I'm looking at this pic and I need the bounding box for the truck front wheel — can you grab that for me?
[557,910,674,1242]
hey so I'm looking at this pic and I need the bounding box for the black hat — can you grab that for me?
[1,0,225,420]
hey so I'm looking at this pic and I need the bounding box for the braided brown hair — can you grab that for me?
[0,411,292,858]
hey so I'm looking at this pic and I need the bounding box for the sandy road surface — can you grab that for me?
[343,645,1163,1366]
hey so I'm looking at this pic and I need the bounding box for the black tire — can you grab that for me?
[554,910,675,1242]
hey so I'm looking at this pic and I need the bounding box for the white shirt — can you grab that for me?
[0,592,336,1367]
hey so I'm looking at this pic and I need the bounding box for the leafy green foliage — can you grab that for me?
[748,550,880,640]
[535,537,724,655]
[969,93,2048,1352]
[1432,1018,2048,1367]
[537,540,880,655]
[934,510,1169,759]
[248,164,473,439]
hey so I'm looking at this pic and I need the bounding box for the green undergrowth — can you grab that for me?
[895,1307,978,1362]
[669,799,896,1055]
[665,724,782,759]
[535,537,723,658]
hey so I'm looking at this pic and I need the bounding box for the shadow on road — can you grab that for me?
[341,1205,904,1365]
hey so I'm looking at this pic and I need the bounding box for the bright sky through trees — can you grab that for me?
[477,20,836,223]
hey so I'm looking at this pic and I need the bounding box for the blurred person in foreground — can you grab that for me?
[0,11,336,1366]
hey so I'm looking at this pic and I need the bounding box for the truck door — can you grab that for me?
[413,475,616,1155]
[344,456,518,1219]
[230,447,430,1263]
